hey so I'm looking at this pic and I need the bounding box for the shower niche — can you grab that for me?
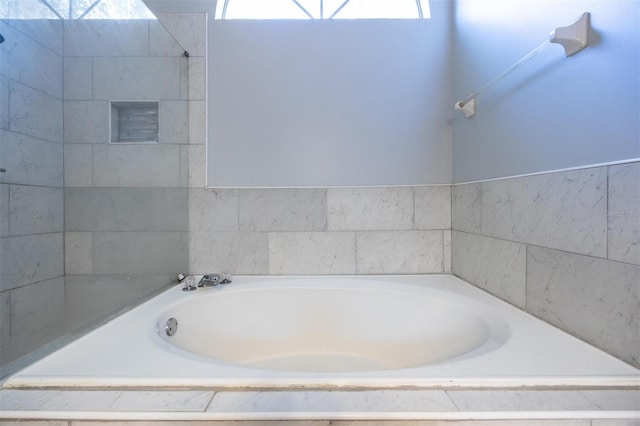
[110,101,160,143]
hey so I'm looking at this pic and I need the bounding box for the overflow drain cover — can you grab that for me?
[165,318,178,336]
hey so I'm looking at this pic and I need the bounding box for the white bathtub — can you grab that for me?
[4,275,638,389]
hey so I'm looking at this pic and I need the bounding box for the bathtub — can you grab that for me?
[4,275,638,389]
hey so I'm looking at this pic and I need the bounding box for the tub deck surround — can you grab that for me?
[3,275,638,390]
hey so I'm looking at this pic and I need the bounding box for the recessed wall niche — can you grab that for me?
[110,102,159,143]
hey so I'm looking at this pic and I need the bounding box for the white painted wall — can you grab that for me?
[207,1,452,187]
[452,0,640,183]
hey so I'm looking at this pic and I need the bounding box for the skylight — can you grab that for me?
[215,0,431,20]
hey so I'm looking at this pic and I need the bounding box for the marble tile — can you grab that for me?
[189,188,238,231]
[1,76,9,129]
[452,182,482,234]
[3,19,64,54]
[356,230,444,274]
[109,390,214,411]
[327,187,413,231]
[93,232,188,275]
[64,144,93,187]
[189,100,206,144]
[72,423,330,426]
[0,184,8,237]
[159,101,189,144]
[481,167,607,257]
[188,56,206,101]
[149,20,185,57]
[8,185,63,235]
[238,188,327,232]
[415,186,451,229]
[189,231,269,274]
[269,232,356,275]
[446,389,640,411]
[180,57,189,100]
[591,421,640,426]
[608,162,640,265]
[0,130,63,186]
[9,81,63,143]
[0,389,124,411]
[188,144,206,188]
[0,21,63,98]
[65,232,93,275]
[451,231,526,308]
[180,145,189,187]
[92,144,181,188]
[63,57,92,100]
[0,233,64,291]
[207,390,456,413]
[65,188,188,231]
[63,101,109,144]
[443,229,451,273]
[93,57,182,101]
[156,13,207,57]
[64,20,148,57]
[527,246,640,367]
[0,291,10,345]
[10,277,65,336]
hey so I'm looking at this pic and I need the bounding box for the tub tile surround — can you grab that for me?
[452,161,640,367]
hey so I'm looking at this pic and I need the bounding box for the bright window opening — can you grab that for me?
[215,0,431,20]
[1,0,155,20]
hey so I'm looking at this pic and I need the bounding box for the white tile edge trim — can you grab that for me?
[453,158,640,186]
[1,410,638,421]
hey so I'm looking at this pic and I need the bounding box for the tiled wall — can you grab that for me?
[0,20,66,364]
[62,18,195,331]
[452,162,640,367]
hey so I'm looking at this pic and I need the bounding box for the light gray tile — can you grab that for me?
[0,21,63,98]
[64,144,92,187]
[64,20,148,57]
[188,56,206,100]
[269,232,356,275]
[63,101,109,144]
[0,389,63,411]
[415,186,451,229]
[591,421,640,426]
[9,81,62,143]
[608,162,640,265]
[110,390,214,411]
[0,233,64,291]
[156,13,207,57]
[446,389,640,411]
[63,57,92,100]
[10,277,65,336]
[159,101,189,144]
[4,19,64,54]
[481,167,607,257]
[189,231,268,274]
[0,76,9,129]
[527,246,640,367]
[239,188,327,232]
[189,188,238,231]
[208,390,456,413]
[1,389,122,411]
[0,130,63,186]
[452,183,482,233]
[451,231,526,308]
[180,145,189,187]
[328,187,413,231]
[9,185,63,235]
[93,57,182,101]
[188,144,206,187]
[149,20,185,57]
[356,230,444,274]
[0,184,8,237]
[444,229,451,273]
[65,232,93,275]
[189,100,206,144]
[0,291,9,345]
[65,188,188,231]
[93,232,188,275]
[93,144,181,187]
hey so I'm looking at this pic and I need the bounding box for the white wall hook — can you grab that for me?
[549,12,590,57]
[455,97,476,118]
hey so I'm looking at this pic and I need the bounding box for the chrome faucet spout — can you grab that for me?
[198,273,232,288]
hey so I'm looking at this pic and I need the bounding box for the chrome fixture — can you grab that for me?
[198,273,232,288]
[165,318,178,336]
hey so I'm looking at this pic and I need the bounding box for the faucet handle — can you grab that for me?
[220,272,232,284]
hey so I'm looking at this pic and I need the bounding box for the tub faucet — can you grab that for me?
[198,273,232,288]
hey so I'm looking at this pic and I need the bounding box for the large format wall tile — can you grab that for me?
[65,188,188,231]
[0,76,8,129]
[415,186,451,229]
[0,184,9,237]
[9,185,63,235]
[93,57,182,100]
[63,57,92,100]
[63,101,109,144]
[0,130,63,186]
[452,182,482,233]
[328,187,413,231]
[187,56,206,101]
[92,145,181,187]
[608,162,639,265]
[190,232,269,274]
[92,232,188,275]
[0,291,9,346]
[65,232,93,275]
[155,13,207,57]
[159,101,189,144]
[149,20,184,57]
[269,232,356,275]
[481,167,607,257]
[356,230,444,274]
[189,101,206,145]
[239,188,327,232]
[452,231,526,308]
[527,246,640,367]
[9,81,62,143]
[3,19,64,54]
[189,188,238,231]
[63,144,92,187]
[0,233,64,292]
[63,20,148,57]
[10,277,64,337]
